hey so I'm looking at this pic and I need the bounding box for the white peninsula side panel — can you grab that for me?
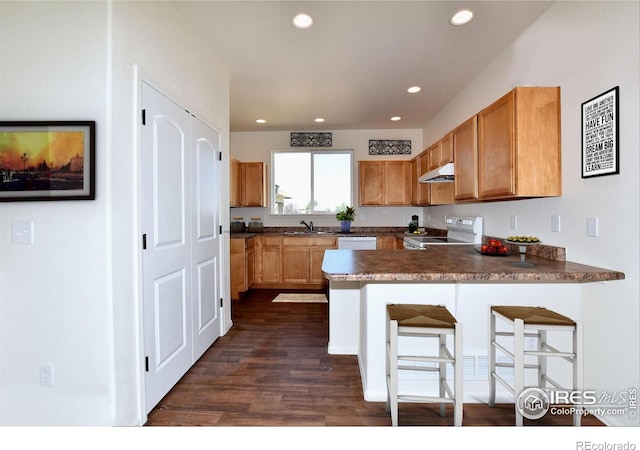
[329,280,582,403]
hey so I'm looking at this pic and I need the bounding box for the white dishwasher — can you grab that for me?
[337,236,377,250]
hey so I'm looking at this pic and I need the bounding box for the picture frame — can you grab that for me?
[368,139,411,155]
[581,86,619,178]
[0,121,95,201]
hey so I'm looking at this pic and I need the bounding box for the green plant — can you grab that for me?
[335,205,356,222]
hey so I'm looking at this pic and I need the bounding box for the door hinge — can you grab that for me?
[142,234,147,250]
[145,356,149,372]
[219,151,222,161]
[220,297,223,308]
[219,225,222,234]
[141,109,146,125]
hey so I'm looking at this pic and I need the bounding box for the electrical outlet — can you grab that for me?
[39,363,54,387]
[551,215,561,232]
[510,215,518,229]
[360,214,367,221]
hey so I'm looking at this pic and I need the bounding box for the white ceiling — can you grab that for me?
[174,1,554,132]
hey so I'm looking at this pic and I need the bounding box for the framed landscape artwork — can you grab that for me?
[0,121,95,201]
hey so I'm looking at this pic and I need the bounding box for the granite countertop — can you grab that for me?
[321,246,625,283]
[230,226,445,239]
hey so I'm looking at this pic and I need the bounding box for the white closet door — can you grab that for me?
[191,116,221,360]
[141,82,193,413]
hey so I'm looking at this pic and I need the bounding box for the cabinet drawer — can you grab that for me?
[283,236,337,246]
[258,236,283,246]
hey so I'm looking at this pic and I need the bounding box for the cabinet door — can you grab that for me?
[260,246,281,283]
[242,162,266,207]
[478,91,516,199]
[246,238,255,289]
[430,182,454,205]
[230,239,245,300]
[358,161,384,205]
[427,143,440,171]
[256,236,282,284]
[309,247,331,283]
[283,246,310,283]
[410,158,419,205]
[416,151,430,205]
[384,161,411,205]
[453,116,479,201]
[438,132,454,166]
[376,236,396,249]
[230,157,242,207]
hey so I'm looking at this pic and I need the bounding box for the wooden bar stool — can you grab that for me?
[488,305,583,426]
[386,304,463,426]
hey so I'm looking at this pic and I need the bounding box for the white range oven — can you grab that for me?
[403,216,483,250]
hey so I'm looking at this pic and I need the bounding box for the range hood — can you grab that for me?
[418,162,454,183]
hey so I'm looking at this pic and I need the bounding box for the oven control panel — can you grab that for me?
[445,216,483,233]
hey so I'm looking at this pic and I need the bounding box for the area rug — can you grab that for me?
[272,293,328,303]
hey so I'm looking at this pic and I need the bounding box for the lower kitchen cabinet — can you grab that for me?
[282,236,337,285]
[253,235,336,289]
[376,236,397,249]
[230,236,255,300]
[255,236,283,285]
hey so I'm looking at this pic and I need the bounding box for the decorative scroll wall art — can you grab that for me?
[368,139,411,155]
[290,132,332,147]
[0,121,95,201]
[581,86,619,178]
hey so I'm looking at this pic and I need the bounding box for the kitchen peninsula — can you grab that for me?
[321,246,624,402]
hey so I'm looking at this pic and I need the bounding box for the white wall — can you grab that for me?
[0,1,111,425]
[421,1,639,426]
[0,1,230,426]
[230,129,424,228]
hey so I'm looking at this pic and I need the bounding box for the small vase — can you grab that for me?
[340,220,351,233]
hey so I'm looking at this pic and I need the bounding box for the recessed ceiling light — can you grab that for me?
[314,118,325,123]
[256,119,266,124]
[292,13,314,29]
[407,86,422,94]
[450,9,474,26]
[390,116,402,122]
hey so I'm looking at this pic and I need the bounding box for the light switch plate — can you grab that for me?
[587,217,599,237]
[551,215,561,232]
[12,221,34,244]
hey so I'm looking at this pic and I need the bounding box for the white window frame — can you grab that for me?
[270,149,354,216]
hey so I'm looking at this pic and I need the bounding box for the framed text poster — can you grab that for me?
[581,86,619,178]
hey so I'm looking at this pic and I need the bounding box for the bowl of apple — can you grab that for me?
[475,238,509,256]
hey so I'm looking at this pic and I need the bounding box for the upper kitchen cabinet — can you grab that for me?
[230,157,242,207]
[427,133,454,170]
[453,116,479,201]
[429,134,454,205]
[230,158,267,207]
[411,152,430,206]
[359,160,411,206]
[476,87,561,201]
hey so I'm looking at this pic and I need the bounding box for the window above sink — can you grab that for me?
[272,150,353,215]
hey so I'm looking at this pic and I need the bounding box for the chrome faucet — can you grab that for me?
[300,219,313,232]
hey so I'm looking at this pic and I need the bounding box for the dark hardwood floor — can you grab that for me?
[145,289,604,427]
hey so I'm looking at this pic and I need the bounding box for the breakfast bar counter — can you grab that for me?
[321,247,625,403]
[321,246,625,283]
